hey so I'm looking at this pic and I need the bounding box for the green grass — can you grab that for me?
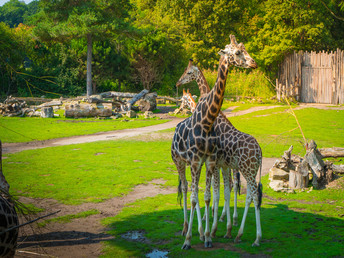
[3,104,344,257]
[100,190,344,257]
[3,140,178,204]
[38,209,100,227]
[0,116,169,143]
[229,107,344,157]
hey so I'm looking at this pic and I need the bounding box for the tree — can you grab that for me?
[0,0,28,27]
[33,0,131,97]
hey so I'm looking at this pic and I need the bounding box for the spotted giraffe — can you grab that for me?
[180,89,197,112]
[177,59,241,229]
[172,35,258,249]
[177,57,263,245]
[0,141,19,257]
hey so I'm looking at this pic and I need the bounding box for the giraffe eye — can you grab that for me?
[235,50,241,55]
[187,71,192,74]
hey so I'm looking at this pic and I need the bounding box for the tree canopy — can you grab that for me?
[0,0,344,98]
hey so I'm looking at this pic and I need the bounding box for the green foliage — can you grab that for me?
[247,0,342,71]
[0,0,28,27]
[1,0,344,97]
[201,68,275,98]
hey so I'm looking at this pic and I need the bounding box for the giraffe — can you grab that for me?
[180,89,197,112]
[172,35,258,249]
[176,55,263,246]
[178,78,240,226]
[0,140,19,257]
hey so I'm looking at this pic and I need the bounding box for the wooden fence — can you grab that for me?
[276,49,344,104]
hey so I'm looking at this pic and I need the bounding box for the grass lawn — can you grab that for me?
[0,116,169,143]
[2,104,344,257]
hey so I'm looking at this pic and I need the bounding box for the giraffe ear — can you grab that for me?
[218,49,226,56]
[183,88,186,94]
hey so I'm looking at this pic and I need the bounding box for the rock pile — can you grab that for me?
[269,141,342,192]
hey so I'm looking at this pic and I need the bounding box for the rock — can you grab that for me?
[126,110,137,118]
[144,92,157,110]
[269,180,285,192]
[144,111,155,119]
[41,107,54,118]
[269,167,289,181]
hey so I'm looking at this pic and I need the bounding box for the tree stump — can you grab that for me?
[305,140,325,189]
[41,107,54,118]
[289,159,309,189]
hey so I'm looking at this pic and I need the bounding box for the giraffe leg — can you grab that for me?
[202,175,214,221]
[196,202,205,241]
[210,166,220,239]
[203,162,216,248]
[175,161,189,236]
[234,191,251,244]
[182,163,201,250]
[221,167,232,238]
[252,185,262,247]
[233,170,240,226]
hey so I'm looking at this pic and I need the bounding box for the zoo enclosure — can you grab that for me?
[276,49,344,104]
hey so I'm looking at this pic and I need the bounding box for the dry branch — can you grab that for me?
[319,147,344,158]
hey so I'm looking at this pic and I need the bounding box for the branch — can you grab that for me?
[319,0,344,21]
[0,210,61,235]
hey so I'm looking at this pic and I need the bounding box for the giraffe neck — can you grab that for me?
[197,56,229,132]
[195,69,211,96]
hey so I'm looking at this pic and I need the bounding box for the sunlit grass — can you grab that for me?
[0,116,169,143]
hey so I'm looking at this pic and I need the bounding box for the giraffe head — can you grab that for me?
[218,35,257,69]
[176,59,200,87]
[181,88,197,112]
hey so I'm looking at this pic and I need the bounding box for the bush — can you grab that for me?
[203,68,275,98]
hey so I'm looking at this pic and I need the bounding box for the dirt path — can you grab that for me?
[3,118,184,154]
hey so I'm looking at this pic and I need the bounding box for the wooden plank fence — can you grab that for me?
[276,49,344,104]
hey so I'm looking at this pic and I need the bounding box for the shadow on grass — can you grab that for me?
[17,231,113,249]
[101,195,344,257]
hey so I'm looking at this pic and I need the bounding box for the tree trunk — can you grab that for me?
[64,103,112,118]
[86,34,93,97]
[318,147,344,158]
[122,89,149,111]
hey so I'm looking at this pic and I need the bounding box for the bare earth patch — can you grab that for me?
[15,179,176,258]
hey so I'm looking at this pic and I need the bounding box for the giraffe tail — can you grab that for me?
[236,171,241,196]
[177,177,182,207]
[257,161,263,209]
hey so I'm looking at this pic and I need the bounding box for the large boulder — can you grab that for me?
[269,167,289,181]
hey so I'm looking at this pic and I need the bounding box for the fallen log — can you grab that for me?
[36,100,63,109]
[156,96,180,103]
[121,89,149,111]
[100,91,140,98]
[64,103,112,118]
[319,147,344,158]
[331,164,344,174]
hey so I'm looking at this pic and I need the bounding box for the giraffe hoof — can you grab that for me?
[182,244,191,250]
[223,234,231,239]
[199,235,205,242]
[252,242,260,247]
[204,241,213,248]
[233,218,238,226]
[219,217,224,222]
[234,236,241,243]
